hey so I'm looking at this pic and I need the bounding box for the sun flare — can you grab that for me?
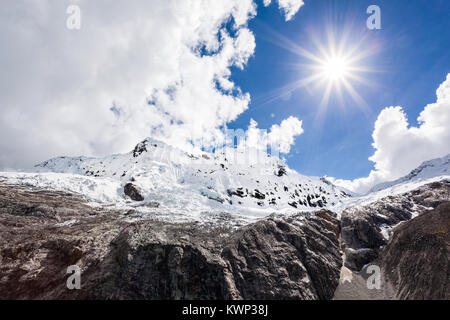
[298,34,376,110]
[320,56,350,81]
[256,25,378,113]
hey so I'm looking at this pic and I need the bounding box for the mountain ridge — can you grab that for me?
[370,153,450,193]
[26,137,352,223]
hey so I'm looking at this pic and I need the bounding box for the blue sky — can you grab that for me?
[229,0,450,180]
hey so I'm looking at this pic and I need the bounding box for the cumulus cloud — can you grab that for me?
[0,0,306,170]
[268,116,304,153]
[263,0,305,21]
[333,73,450,194]
[242,116,304,154]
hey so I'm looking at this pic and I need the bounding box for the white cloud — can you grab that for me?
[334,73,450,194]
[0,0,308,170]
[242,116,304,154]
[264,0,305,21]
[3,0,258,170]
[268,116,304,153]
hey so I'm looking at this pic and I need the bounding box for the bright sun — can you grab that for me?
[260,26,376,111]
[320,56,350,81]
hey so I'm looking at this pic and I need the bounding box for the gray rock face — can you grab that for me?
[380,202,449,300]
[2,180,447,300]
[341,181,450,271]
[0,184,342,300]
[96,226,232,300]
[222,210,342,300]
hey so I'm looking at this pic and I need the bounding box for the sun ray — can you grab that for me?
[255,21,325,65]
[319,80,333,114]
[341,78,371,115]
[335,81,346,110]
[254,22,378,114]
[250,73,324,108]
[313,80,333,131]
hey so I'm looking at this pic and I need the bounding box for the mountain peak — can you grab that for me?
[30,137,351,222]
[370,153,450,193]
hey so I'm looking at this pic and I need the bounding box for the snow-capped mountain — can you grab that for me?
[2,139,449,224]
[7,138,350,222]
[370,153,450,193]
[331,153,450,215]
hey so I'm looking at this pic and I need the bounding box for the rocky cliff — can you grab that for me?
[1,180,448,300]
[0,184,341,300]
[341,180,450,271]
[380,202,449,300]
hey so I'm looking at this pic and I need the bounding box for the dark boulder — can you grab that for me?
[124,183,144,201]
[251,189,265,200]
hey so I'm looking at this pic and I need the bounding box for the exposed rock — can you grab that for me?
[0,184,118,299]
[0,184,342,300]
[123,183,144,201]
[341,180,450,271]
[132,141,147,157]
[306,195,316,207]
[227,188,246,198]
[132,139,158,157]
[380,202,449,300]
[251,189,265,200]
[275,165,287,177]
[222,210,342,300]
[288,202,298,208]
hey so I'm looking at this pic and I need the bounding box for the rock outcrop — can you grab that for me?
[222,210,342,300]
[380,202,449,300]
[0,184,342,300]
[341,181,450,271]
